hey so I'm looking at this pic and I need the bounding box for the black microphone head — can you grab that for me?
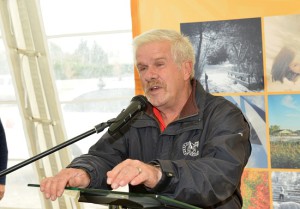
[131,95,148,111]
[108,95,148,135]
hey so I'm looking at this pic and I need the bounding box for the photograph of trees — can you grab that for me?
[181,17,264,93]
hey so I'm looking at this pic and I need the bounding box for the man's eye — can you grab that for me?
[138,66,147,71]
[156,63,165,67]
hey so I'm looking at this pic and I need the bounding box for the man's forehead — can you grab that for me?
[136,57,167,66]
[137,42,171,55]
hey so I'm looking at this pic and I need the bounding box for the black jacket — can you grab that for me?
[69,79,251,208]
[0,119,8,185]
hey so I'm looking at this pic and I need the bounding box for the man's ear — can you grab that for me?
[182,61,193,80]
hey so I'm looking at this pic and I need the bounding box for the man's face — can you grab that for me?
[136,41,189,109]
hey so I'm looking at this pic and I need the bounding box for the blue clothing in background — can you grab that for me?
[0,119,8,185]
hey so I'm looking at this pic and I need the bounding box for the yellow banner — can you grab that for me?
[130,1,300,208]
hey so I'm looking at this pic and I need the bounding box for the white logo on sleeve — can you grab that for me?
[182,141,199,157]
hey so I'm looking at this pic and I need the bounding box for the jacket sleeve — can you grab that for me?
[148,100,252,207]
[67,131,127,189]
[0,120,8,185]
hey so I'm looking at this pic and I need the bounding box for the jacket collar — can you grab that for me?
[178,79,199,118]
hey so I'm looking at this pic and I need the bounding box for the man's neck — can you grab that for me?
[159,85,192,126]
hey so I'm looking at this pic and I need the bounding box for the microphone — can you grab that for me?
[108,95,148,135]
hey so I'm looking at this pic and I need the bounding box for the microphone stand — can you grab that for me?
[0,120,113,177]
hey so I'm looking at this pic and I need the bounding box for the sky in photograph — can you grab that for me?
[268,94,300,131]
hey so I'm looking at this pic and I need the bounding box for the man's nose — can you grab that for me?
[145,66,158,80]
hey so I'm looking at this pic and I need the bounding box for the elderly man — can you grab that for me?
[40,29,251,209]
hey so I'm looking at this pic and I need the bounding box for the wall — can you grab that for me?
[131,1,300,208]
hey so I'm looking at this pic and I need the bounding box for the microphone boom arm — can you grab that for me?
[0,95,147,178]
[0,121,111,177]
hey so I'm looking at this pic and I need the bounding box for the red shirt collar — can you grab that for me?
[152,106,166,131]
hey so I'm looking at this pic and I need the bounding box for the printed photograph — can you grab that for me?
[241,170,270,209]
[264,13,300,92]
[272,171,300,209]
[181,17,264,93]
[225,95,267,168]
[268,94,300,168]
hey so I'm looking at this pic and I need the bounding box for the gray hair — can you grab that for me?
[132,29,195,79]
